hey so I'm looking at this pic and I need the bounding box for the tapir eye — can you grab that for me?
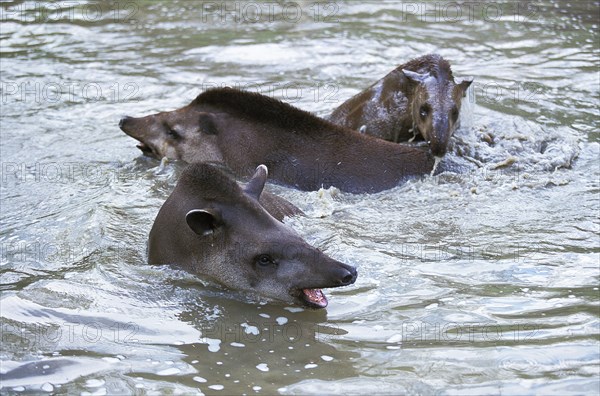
[256,254,276,268]
[165,125,181,140]
[451,106,459,122]
[419,104,431,119]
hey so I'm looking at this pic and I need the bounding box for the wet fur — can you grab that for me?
[121,88,437,193]
[193,88,349,137]
[328,54,471,156]
[194,88,436,193]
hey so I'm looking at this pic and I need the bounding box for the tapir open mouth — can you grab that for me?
[295,266,357,309]
[292,288,331,309]
[136,141,154,155]
[132,140,161,159]
[302,288,328,308]
[120,124,159,158]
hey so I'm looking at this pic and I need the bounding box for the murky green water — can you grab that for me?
[1,1,598,394]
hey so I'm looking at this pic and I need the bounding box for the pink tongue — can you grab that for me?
[303,289,328,308]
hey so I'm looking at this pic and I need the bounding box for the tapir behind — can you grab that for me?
[328,54,473,157]
[148,162,357,308]
[119,88,439,193]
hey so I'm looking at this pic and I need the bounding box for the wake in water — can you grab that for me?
[430,84,583,187]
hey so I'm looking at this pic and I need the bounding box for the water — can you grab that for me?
[1,0,598,394]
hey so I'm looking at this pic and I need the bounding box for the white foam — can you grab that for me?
[241,322,260,335]
[203,338,221,352]
[431,156,443,176]
[284,307,304,313]
[256,363,269,372]
[157,367,180,376]
[85,379,105,388]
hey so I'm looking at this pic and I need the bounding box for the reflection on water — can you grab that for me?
[1,0,599,394]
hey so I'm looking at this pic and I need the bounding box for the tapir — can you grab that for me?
[328,54,473,157]
[148,162,357,308]
[119,88,439,193]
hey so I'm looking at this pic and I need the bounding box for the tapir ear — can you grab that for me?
[198,113,218,135]
[458,78,473,97]
[402,69,431,83]
[186,209,222,236]
[244,164,268,201]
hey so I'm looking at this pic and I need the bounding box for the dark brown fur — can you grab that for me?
[328,54,472,157]
[120,88,438,193]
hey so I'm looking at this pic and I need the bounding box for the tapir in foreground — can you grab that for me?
[328,54,473,157]
[119,88,440,194]
[148,162,357,308]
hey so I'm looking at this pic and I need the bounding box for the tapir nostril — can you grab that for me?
[338,266,357,285]
[341,274,354,285]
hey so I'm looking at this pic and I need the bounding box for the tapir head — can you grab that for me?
[119,104,223,163]
[150,164,357,308]
[403,69,472,157]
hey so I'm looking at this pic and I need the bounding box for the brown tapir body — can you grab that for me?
[328,54,472,157]
[149,163,357,308]
[120,88,439,193]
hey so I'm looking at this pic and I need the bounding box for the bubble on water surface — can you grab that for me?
[256,363,269,372]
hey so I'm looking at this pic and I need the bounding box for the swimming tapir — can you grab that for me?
[328,54,473,157]
[148,162,357,308]
[119,88,438,193]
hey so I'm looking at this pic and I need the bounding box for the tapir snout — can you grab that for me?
[429,117,451,157]
[119,115,157,156]
[327,260,357,286]
[338,264,358,285]
[119,116,131,128]
[292,256,357,308]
